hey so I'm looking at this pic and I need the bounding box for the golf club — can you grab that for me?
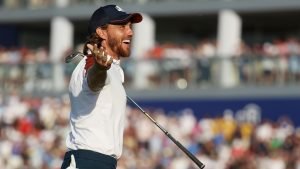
[127,95,205,169]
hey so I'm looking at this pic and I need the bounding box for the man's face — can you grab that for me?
[105,22,133,58]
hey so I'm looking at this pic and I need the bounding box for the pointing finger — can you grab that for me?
[87,44,94,51]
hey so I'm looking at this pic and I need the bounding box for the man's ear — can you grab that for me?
[96,27,107,40]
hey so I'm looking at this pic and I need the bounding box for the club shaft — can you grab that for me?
[127,96,205,169]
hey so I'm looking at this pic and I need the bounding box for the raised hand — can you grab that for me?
[87,44,113,69]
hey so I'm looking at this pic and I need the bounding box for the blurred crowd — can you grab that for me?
[139,37,300,88]
[1,37,300,92]
[1,37,300,168]
[0,92,69,169]
[0,46,57,93]
[0,92,300,169]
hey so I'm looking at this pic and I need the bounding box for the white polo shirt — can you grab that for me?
[66,56,126,159]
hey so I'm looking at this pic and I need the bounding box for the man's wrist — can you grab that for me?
[93,61,109,71]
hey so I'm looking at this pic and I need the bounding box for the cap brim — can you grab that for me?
[110,13,143,24]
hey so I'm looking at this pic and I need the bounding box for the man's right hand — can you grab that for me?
[87,44,113,69]
[86,44,112,91]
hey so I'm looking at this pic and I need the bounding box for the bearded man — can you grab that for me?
[61,4,142,169]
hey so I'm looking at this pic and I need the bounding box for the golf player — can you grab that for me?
[61,4,142,169]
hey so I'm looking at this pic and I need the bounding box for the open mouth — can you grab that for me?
[122,39,131,45]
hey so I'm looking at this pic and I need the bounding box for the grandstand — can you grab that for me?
[0,0,300,169]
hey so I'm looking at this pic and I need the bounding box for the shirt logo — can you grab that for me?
[115,6,123,12]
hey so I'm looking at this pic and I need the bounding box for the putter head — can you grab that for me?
[65,52,84,64]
